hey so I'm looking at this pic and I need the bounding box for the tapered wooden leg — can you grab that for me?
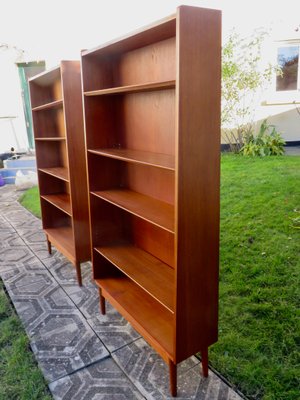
[99,288,106,315]
[75,261,82,287]
[168,359,177,397]
[201,347,209,377]
[46,236,52,255]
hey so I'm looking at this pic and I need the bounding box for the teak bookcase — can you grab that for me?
[29,61,90,286]
[81,6,221,396]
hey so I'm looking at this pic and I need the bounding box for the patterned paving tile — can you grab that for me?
[16,227,46,246]
[43,255,94,287]
[30,310,109,382]
[29,242,58,261]
[0,245,36,265]
[87,301,140,353]
[6,281,76,337]
[49,357,144,400]
[3,208,40,228]
[3,266,55,293]
[0,258,45,280]
[0,214,15,233]
[63,284,100,319]
[112,339,242,400]
[0,230,25,247]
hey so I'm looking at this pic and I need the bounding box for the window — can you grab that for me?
[276,45,299,91]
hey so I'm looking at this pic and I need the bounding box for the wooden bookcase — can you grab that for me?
[29,61,90,286]
[81,6,221,396]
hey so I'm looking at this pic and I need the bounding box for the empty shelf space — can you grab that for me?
[91,189,174,232]
[35,137,66,141]
[84,80,175,96]
[95,244,174,312]
[95,274,173,357]
[88,148,175,170]
[39,167,69,182]
[41,193,72,216]
[44,226,75,261]
[32,99,63,111]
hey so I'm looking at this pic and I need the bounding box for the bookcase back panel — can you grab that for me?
[125,163,174,205]
[82,37,175,92]
[89,155,174,205]
[84,96,117,149]
[90,197,174,267]
[38,172,70,195]
[35,141,68,169]
[85,91,175,156]
[41,199,72,229]
[30,75,62,107]
[32,108,66,138]
[131,218,174,268]
[113,37,176,87]
[119,90,175,154]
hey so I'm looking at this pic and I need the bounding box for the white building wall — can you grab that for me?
[0,48,28,153]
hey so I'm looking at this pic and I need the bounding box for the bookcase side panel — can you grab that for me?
[61,61,91,262]
[174,6,221,363]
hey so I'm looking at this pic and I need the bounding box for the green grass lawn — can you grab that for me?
[19,186,41,218]
[210,155,300,400]
[18,155,300,400]
[0,280,52,400]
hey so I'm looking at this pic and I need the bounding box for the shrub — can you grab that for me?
[240,119,286,156]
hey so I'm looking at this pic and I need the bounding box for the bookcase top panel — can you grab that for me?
[29,66,61,86]
[82,14,176,58]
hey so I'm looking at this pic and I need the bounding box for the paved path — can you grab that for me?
[0,185,243,400]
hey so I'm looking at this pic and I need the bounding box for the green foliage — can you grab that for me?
[241,119,286,156]
[19,186,41,218]
[222,30,279,151]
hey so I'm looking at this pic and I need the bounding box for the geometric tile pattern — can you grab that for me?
[48,358,144,400]
[0,184,243,399]
[87,301,141,353]
[30,312,109,382]
[113,339,242,400]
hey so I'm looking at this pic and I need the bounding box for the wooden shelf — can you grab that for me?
[88,148,175,170]
[35,137,66,141]
[95,243,174,312]
[95,274,173,358]
[91,189,174,232]
[82,14,176,58]
[84,80,175,96]
[39,167,69,182]
[41,193,72,216]
[44,226,75,262]
[32,99,63,112]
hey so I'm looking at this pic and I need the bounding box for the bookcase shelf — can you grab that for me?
[82,6,221,396]
[32,99,63,112]
[88,148,175,170]
[95,243,174,312]
[41,193,72,216]
[38,167,69,182]
[91,189,174,232]
[30,62,91,286]
[94,268,174,358]
[84,80,175,96]
[44,226,75,262]
[35,137,66,141]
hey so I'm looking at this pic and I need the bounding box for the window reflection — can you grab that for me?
[276,46,299,91]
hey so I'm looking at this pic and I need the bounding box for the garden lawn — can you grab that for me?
[19,155,300,400]
[210,155,300,400]
[19,186,41,218]
[0,280,51,400]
